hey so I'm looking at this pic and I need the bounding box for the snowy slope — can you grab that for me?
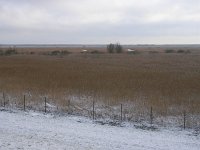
[0,109,199,150]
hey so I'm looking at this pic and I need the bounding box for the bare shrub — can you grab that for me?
[107,43,115,53]
[115,43,123,53]
[4,47,18,56]
[165,49,175,53]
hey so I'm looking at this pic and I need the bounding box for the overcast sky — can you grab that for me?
[0,0,199,44]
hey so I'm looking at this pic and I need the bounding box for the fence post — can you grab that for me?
[3,92,5,107]
[183,111,186,130]
[92,100,95,120]
[120,104,123,122]
[45,97,47,113]
[23,95,26,111]
[150,106,153,125]
[68,99,70,113]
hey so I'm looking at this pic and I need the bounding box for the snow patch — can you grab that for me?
[0,109,199,150]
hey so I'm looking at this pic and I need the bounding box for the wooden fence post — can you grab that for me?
[23,95,26,111]
[183,111,186,129]
[92,100,95,120]
[120,104,123,122]
[45,97,47,113]
[68,99,70,113]
[3,92,5,107]
[150,106,153,125]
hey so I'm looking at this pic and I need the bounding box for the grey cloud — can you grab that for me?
[0,0,199,44]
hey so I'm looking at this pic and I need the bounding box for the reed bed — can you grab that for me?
[0,52,200,123]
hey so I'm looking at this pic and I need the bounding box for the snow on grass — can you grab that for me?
[0,109,199,150]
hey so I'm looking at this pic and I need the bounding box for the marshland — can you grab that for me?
[0,45,200,128]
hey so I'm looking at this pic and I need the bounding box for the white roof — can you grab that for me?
[127,49,135,52]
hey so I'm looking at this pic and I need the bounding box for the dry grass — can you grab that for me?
[0,51,200,120]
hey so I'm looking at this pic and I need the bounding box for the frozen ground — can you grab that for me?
[0,109,199,150]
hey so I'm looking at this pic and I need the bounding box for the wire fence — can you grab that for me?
[1,92,200,131]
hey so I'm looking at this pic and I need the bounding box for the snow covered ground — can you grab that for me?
[0,109,199,150]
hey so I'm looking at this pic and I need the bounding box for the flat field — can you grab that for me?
[0,47,200,126]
